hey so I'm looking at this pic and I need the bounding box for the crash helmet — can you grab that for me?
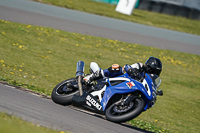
[145,57,162,76]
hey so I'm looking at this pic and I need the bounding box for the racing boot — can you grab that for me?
[84,70,104,85]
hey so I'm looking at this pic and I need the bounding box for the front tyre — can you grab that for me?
[51,78,79,105]
[105,98,145,123]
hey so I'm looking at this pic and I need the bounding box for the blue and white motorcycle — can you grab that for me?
[51,61,163,123]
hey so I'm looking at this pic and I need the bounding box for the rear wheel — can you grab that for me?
[105,98,145,123]
[51,78,79,105]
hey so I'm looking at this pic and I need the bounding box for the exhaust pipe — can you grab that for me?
[76,61,85,95]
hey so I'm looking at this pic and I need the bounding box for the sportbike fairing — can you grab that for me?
[72,72,159,113]
[92,73,156,111]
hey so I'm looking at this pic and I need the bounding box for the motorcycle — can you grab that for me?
[51,61,163,123]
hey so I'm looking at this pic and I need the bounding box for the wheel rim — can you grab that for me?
[113,102,134,113]
[56,82,78,95]
[110,100,139,116]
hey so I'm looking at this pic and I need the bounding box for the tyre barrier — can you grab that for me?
[137,0,200,20]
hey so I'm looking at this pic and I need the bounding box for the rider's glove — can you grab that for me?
[127,68,142,81]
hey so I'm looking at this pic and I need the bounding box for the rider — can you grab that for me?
[84,57,162,84]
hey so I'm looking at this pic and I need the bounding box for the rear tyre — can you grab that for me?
[51,78,79,105]
[105,98,145,123]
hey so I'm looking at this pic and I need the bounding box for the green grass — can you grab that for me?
[0,20,200,133]
[33,0,200,35]
[0,112,67,133]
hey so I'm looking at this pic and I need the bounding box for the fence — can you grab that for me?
[92,0,200,19]
[137,0,200,19]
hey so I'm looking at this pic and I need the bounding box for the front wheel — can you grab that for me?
[105,98,145,123]
[51,78,79,105]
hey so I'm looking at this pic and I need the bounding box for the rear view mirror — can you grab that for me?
[157,90,163,96]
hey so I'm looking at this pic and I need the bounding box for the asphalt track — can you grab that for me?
[0,83,146,133]
[0,0,200,55]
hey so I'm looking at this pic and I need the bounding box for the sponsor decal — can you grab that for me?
[86,95,102,111]
[86,101,91,107]
[126,81,135,89]
[142,79,151,96]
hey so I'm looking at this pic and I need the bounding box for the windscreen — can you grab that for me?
[149,74,161,88]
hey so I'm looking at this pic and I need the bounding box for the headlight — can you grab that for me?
[152,84,157,91]
[153,91,157,99]
[150,91,157,107]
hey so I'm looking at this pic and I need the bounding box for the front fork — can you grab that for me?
[122,94,137,105]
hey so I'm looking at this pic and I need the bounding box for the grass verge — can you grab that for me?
[33,0,200,35]
[0,20,199,133]
[0,112,67,133]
